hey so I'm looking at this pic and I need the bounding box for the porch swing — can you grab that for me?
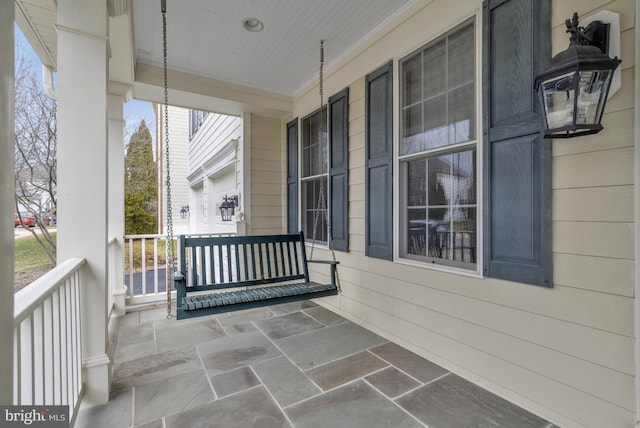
[160,3,341,320]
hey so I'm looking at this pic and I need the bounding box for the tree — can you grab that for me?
[14,38,57,265]
[125,120,157,234]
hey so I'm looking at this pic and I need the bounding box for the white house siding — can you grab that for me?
[249,114,284,236]
[286,0,637,426]
[187,112,242,234]
[156,104,190,235]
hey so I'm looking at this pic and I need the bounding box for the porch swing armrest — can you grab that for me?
[172,272,186,306]
[306,260,339,286]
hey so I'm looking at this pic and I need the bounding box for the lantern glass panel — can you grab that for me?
[576,69,612,125]
[540,71,576,130]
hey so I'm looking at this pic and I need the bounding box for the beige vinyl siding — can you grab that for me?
[291,0,637,426]
[250,114,283,235]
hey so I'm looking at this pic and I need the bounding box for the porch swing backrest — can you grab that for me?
[173,232,338,319]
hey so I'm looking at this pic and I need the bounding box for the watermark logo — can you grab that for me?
[1,406,68,427]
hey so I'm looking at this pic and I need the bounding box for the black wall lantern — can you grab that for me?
[534,12,621,138]
[219,195,238,221]
[179,205,189,219]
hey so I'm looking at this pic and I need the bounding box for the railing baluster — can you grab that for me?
[14,329,20,404]
[128,238,133,298]
[141,238,147,296]
[154,238,159,295]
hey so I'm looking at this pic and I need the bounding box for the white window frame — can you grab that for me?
[300,106,329,246]
[393,12,483,277]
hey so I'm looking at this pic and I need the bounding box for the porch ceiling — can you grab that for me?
[15,0,415,114]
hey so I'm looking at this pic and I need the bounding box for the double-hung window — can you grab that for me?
[301,107,328,244]
[399,19,477,269]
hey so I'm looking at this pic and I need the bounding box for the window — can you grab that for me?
[189,109,208,140]
[301,107,328,244]
[288,89,349,249]
[399,19,477,269]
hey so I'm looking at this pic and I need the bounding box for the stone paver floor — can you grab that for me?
[76,300,557,428]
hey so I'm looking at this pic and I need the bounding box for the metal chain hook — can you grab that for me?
[162,0,174,318]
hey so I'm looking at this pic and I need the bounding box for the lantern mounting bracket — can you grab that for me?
[565,12,610,55]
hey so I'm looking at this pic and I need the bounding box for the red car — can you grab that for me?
[14,213,37,227]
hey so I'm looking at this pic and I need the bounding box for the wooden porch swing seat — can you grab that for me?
[173,232,339,319]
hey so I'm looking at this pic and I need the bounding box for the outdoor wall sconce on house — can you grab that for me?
[179,205,189,219]
[534,12,621,138]
[219,195,238,221]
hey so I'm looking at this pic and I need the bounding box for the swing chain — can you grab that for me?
[162,0,174,318]
[308,41,341,293]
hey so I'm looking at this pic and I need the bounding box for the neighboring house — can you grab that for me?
[4,1,639,427]
[155,104,189,235]
[185,110,243,235]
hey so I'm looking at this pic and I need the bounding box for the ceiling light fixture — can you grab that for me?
[242,18,264,32]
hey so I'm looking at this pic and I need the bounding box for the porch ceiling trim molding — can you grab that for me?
[134,62,293,118]
[108,0,130,17]
[108,81,132,100]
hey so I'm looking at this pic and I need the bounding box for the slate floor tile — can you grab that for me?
[133,419,164,428]
[370,342,448,382]
[75,388,131,428]
[303,305,346,326]
[396,373,551,428]
[117,321,154,347]
[253,355,321,407]
[197,331,282,376]
[306,351,388,391]
[114,340,156,365]
[210,366,261,398]
[365,366,421,398]
[285,379,422,428]
[269,300,318,315]
[276,321,387,370]
[256,311,324,340]
[112,347,202,389]
[133,369,214,425]
[215,307,275,326]
[155,317,226,352]
[166,386,292,428]
[222,321,257,336]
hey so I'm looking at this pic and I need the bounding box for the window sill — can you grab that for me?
[395,256,483,279]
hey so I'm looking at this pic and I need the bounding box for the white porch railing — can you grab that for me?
[13,257,86,424]
[124,233,234,306]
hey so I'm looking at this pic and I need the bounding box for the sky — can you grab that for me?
[14,23,156,149]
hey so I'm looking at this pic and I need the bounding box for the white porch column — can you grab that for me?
[108,88,129,317]
[56,0,110,407]
[0,0,15,406]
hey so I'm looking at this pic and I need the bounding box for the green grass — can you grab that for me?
[14,233,177,274]
[14,232,57,273]
[124,238,176,272]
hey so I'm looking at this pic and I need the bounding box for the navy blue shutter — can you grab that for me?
[329,88,349,251]
[483,0,552,286]
[365,62,393,260]
[286,118,299,234]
